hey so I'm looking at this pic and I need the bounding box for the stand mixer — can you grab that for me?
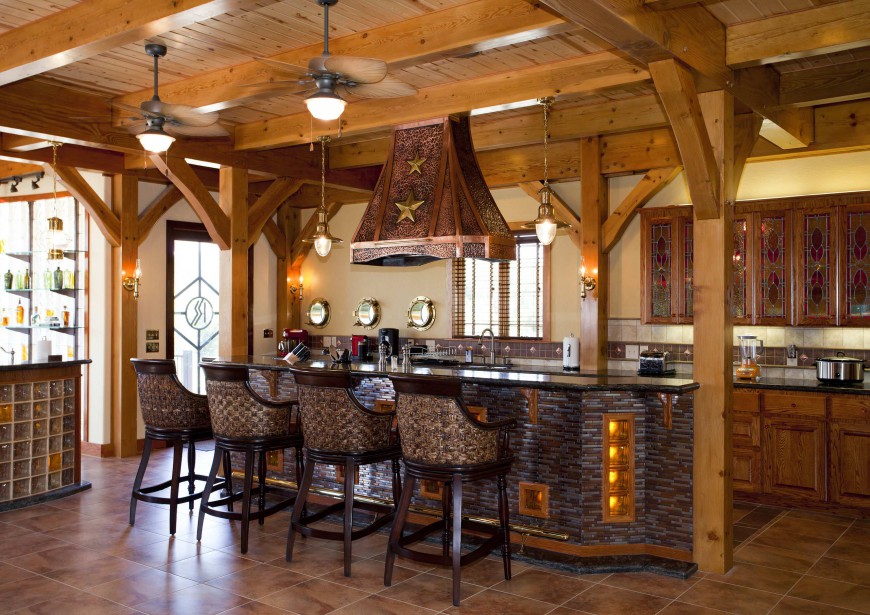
[736,335,763,381]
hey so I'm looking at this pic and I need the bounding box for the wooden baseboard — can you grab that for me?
[81,441,114,457]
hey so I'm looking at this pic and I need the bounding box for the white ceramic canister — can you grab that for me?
[563,334,580,370]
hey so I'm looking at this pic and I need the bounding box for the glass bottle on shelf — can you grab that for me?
[62,306,70,327]
[3,270,11,290]
[43,268,51,290]
[31,306,39,326]
[1,308,8,326]
[15,300,23,325]
[53,266,62,291]
[23,269,30,290]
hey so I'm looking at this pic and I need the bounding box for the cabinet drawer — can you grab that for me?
[734,413,760,447]
[830,397,870,422]
[733,391,760,413]
[764,393,826,417]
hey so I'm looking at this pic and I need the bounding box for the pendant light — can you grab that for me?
[47,142,67,260]
[521,97,570,245]
[303,136,343,257]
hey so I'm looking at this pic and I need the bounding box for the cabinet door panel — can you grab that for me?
[734,448,762,494]
[755,211,792,325]
[734,412,760,447]
[733,216,752,323]
[831,421,870,508]
[841,205,870,325]
[796,208,837,325]
[763,417,825,501]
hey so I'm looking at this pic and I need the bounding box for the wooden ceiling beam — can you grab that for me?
[727,0,870,68]
[113,0,568,113]
[148,153,230,249]
[247,178,304,247]
[537,0,811,149]
[780,60,870,107]
[262,219,287,260]
[137,185,183,245]
[234,52,649,150]
[2,135,50,152]
[643,0,720,8]
[0,0,281,86]
[601,165,682,253]
[0,160,43,177]
[44,164,121,246]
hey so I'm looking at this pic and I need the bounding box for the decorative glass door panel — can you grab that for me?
[649,222,673,321]
[682,221,693,319]
[168,227,220,394]
[756,213,790,324]
[732,217,750,323]
[797,210,836,325]
[843,207,870,324]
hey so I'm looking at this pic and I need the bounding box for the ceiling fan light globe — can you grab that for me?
[313,234,333,257]
[305,91,346,121]
[137,129,175,153]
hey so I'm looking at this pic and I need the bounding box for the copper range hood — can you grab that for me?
[350,115,515,266]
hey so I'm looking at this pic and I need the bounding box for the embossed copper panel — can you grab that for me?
[351,115,516,266]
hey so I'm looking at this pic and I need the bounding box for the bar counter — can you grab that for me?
[214,356,700,575]
[0,360,91,510]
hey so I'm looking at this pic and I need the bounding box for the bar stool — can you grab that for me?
[286,366,402,577]
[385,373,516,607]
[130,358,222,535]
[199,363,304,554]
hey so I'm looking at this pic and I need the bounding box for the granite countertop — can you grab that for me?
[211,355,700,394]
[0,359,92,373]
[734,376,870,395]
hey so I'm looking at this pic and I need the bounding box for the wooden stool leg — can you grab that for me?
[497,473,511,580]
[287,456,315,561]
[187,437,197,510]
[342,457,355,577]
[385,472,415,587]
[391,458,402,509]
[295,446,306,518]
[223,451,234,513]
[169,438,184,535]
[197,447,224,542]
[129,436,153,526]
[451,475,463,607]
[240,450,255,554]
[441,482,451,557]
[258,450,267,525]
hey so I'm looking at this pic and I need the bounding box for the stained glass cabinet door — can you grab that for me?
[796,208,838,326]
[640,209,693,324]
[841,204,870,325]
[753,210,792,326]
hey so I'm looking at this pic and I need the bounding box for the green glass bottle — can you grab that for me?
[53,266,63,291]
[3,269,11,290]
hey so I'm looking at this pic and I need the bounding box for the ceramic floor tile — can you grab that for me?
[806,555,870,587]
[0,531,68,560]
[561,583,672,615]
[0,574,85,613]
[0,560,37,584]
[11,544,149,589]
[490,568,594,604]
[161,549,260,582]
[134,582,250,615]
[769,596,865,615]
[701,562,801,594]
[442,588,560,614]
[11,591,138,615]
[220,529,293,563]
[205,562,310,599]
[86,567,199,607]
[102,536,213,566]
[733,543,818,573]
[5,508,89,533]
[678,579,785,615]
[840,524,870,546]
[750,528,836,558]
[43,519,166,552]
[599,571,699,599]
[329,594,440,615]
[320,557,419,593]
[657,603,735,614]
[426,555,522,587]
[765,515,851,540]
[259,577,370,615]
[268,543,362,576]
[781,509,858,527]
[787,575,870,613]
[218,602,298,615]
[825,539,870,565]
[377,571,485,611]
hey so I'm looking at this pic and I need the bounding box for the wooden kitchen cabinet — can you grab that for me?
[762,415,826,502]
[795,207,838,325]
[733,391,762,494]
[830,421,870,508]
[640,208,693,324]
[840,204,870,325]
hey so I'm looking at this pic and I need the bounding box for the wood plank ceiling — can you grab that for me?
[0,0,866,194]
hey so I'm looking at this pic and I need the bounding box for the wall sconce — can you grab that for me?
[289,275,303,301]
[31,172,43,190]
[579,258,597,300]
[122,258,142,299]
[9,177,21,193]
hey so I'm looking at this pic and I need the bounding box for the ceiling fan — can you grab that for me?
[245,0,417,121]
[115,43,228,153]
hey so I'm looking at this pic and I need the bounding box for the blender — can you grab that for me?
[736,335,763,381]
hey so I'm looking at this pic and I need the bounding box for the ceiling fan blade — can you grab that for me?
[341,75,417,99]
[256,57,309,78]
[324,55,387,84]
[164,122,229,138]
[111,101,153,118]
[126,121,149,135]
[160,103,220,127]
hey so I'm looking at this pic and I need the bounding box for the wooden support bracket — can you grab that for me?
[137,185,182,245]
[247,177,303,247]
[522,388,539,424]
[657,392,674,430]
[602,166,682,253]
[45,164,121,246]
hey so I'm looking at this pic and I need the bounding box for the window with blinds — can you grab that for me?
[452,233,546,339]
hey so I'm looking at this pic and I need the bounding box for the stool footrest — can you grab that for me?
[133,476,225,506]
[296,507,394,542]
[392,518,504,568]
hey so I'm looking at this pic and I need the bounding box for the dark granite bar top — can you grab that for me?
[211,355,700,394]
[0,359,92,373]
[735,376,870,395]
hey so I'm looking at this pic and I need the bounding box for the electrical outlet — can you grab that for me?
[787,344,797,359]
[263,329,274,338]
[145,342,159,353]
[145,329,159,340]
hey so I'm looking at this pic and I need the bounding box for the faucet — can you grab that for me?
[478,328,496,365]
[0,346,14,365]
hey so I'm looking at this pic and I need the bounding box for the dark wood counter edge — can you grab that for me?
[0,359,93,372]
[209,357,700,394]
[735,378,870,395]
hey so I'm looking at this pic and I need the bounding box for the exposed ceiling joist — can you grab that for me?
[727,0,870,68]
[780,60,870,107]
[234,52,649,150]
[537,0,812,148]
[643,0,720,8]
[0,0,281,86]
[113,0,568,113]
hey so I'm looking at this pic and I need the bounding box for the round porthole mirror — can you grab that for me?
[353,297,381,329]
[407,296,435,331]
[306,298,331,328]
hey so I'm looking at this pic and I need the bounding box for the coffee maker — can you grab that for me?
[378,328,399,358]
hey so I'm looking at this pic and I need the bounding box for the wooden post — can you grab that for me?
[579,136,608,372]
[693,90,735,574]
[110,174,138,457]
[218,167,249,356]
[277,204,301,331]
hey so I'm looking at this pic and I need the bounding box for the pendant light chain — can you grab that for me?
[542,97,550,187]
[321,134,328,211]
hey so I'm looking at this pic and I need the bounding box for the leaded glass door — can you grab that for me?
[166,222,219,393]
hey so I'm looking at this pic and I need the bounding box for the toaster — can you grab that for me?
[637,350,675,376]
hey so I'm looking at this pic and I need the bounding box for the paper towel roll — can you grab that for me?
[563,334,580,370]
[33,338,51,364]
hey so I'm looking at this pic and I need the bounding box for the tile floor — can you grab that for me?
[0,446,866,614]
